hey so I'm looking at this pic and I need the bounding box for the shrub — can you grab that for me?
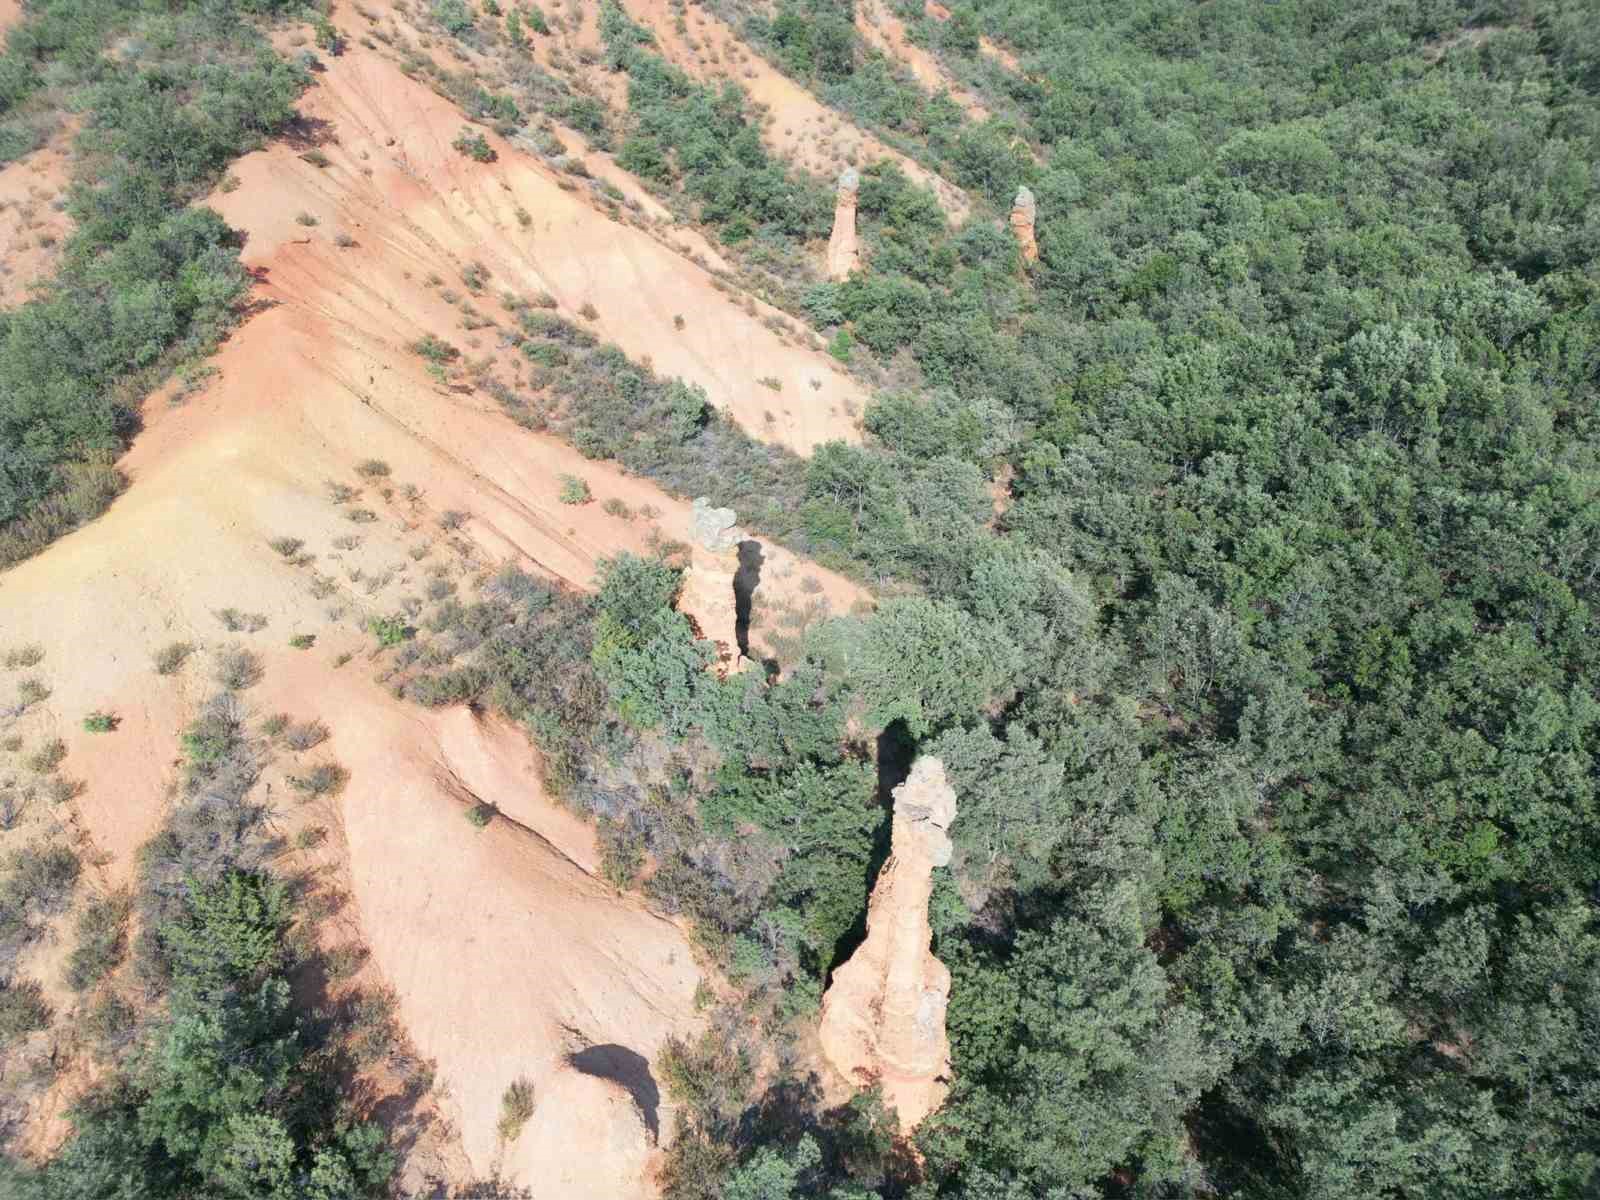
[355,459,391,479]
[465,803,494,828]
[433,0,474,34]
[154,642,194,675]
[288,762,348,797]
[289,633,316,650]
[453,128,496,162]
[3,645,43,670]
[578,302,599,320]
[461,261,490,292]
[334,231,356,247]
[0,978,49,1046]
[346,508,378,523]
[215,647,263,690]
[2,843,79,915]
[81,711,117,733]
[268,536,304,558]
[215,608,268,632]
[26,739,66,774]
[326,481,360,503]
[261,713,291,738]
[65,890,130,991]
[295,210,319,225]
[370,616,411,647]
[16,677,49,707]
[558,475,591,505]
[285,719,329,751]
[412,333,460,364]
[603,497,633,519]
[498,1078,536,1140]
[299,148,332,168]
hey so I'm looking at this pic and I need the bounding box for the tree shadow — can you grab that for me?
[569,1043,661,1141]
[825,719,914,982]
[733,538,765,658]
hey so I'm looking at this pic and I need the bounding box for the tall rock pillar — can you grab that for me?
[818,757,957,1130]
[826,167,861,281]
[1009,185,1038,265]
[681,497,749,675]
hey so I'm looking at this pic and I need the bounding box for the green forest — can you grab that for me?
[3,0,1600,1196]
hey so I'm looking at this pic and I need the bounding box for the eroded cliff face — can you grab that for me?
[827,167,862,281]
[818,757,957,1129]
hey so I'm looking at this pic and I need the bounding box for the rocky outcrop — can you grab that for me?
[1009,185,1037,264]
[505,1067,654,1199]
[691,496,745,554]
[826,167,861,281]
[686,498,749,674]
[819,757,957,1130]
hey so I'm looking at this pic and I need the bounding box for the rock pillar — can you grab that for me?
[682,497,748,674]
[1009,185,1037,264]
[826,168,861,281]
[818,757,957,1129]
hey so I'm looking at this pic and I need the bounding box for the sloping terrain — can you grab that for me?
[493,0,971,219]
[0,27,868,1192]
[0,131,71,306]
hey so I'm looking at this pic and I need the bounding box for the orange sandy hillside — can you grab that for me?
[0,129,72,306]
[0,25,869,1191]
[488,0,971,221]
[234,36,863,455]
[855,0,990,120]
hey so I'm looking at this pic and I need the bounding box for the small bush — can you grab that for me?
[326,481,360,503]
[285,719,329,751]
[578,302,598,320]
[757,376,783,391]
[498,1078,536,1141]
[295,211,320,226]
[333,231,356,247]
[465,803,494,828]
[154,642,193,676]
[81,711,117,733]
[0,978,50,1046]
[268,536,304,558]
[558,475,591,505]
[602,497,633,519]
[65,890,130,992]
[16,678,50,707]
[3,645,43,670]
[324,942,367,981]
[289,634,316,650]
[215,608,268,633]
[215,647,264,691]
[438,510,469,531]
[288,763,348,797]
[299,148,332,168]
[294,826,326,850]
[261,713,291,738]
[3,843,79,913]
[453,128,496,163]
[346,508,378,523]
[355,459,391,479]
[461,261,490,292]
[369,616,411,647]
[25,739,66,774]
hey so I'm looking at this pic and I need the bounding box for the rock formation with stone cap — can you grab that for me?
[687,498,748,674]
[690,496,745,554]
[818,756,957,1129]
[1009,185,1038,264]
[826,167,861,281]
